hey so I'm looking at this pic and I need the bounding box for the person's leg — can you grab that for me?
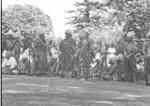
[39,54,44,73]
[76,63,81,79]
[59,54,66,77]
[55,60,60,76]
[147,57,150,85]
[38,53,47,75]
[133,71,137,82]
[114,71,119,81]
[31,58,38,75]
[84,63,90,80]
[76,56,81,79]
[23,58,29,74]
[51,58,56,75]
[77,66,82,79]
[63,55,71,78]
[113,65,119,81]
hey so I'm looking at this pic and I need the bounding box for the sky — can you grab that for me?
[2,0,82,38]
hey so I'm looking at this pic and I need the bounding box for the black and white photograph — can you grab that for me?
[1,0,150,106]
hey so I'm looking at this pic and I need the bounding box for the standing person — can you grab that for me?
[145,43,150,85]
[78,31,92,80]
[19,48,33,74]
[107,44,116,68]
[12,38,22,62]
[59,30,76,77]
[32,33,48,76]
[20,34,33,75]
[116,54,124,81]
[49,43,60,75]
[124,51,138,82]
[90,51,101,79]
[145,56,150,85]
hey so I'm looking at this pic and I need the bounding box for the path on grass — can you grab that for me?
[2,75,150,106]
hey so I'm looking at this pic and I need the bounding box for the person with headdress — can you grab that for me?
[59,30,76,77]
[124,49,138,82]
[78,31,92,80]
[32,32,48,75]
[2,51,17,74]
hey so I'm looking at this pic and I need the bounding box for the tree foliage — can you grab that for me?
[66,0,108,32]
[2,4,53,36]
[107,0,150,54]
[67,0,150,55]
[67,0,124,46]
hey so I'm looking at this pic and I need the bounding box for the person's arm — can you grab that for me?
[49,48,52,57]
[59,41,64,52]
[39,39,47,47]
[73,40,76,53]
[126,51,138,58]
[2,58,6,68]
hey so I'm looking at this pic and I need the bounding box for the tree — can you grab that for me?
[67,0,150,50]
[66,0,91,32]
[2,4,53,37]
[66,0,125,37]
[2,4,53,54]
[100,0,150,55]
[66,0,110,32]
[121,0,150,55]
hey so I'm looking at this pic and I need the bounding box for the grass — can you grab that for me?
[2,75,150,106]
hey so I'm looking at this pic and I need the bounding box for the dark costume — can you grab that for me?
[145,56,150,85]
[12,39,22,62]
[59,37,76,77]
[124,55,137,82]
[32,35,48,75]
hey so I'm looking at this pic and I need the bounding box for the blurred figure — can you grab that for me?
[124,52,138,82]
[78,31,92,80]
[2,51,17,74]
[59,30,76,77]
[32,33,48,76]
[49,43,60,76]
[90,52,102,79]
[107,45,116,68]
[19,48,33,75]
[145,56,150,85]
[2,50,7,59]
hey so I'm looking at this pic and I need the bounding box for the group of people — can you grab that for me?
[2,29,150,83]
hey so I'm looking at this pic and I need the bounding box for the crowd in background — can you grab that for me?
[2,29,150,84]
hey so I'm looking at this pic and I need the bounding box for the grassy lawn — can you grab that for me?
[2,75,150,106]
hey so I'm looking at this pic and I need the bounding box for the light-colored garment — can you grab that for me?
[136,62,144,72]
[107,53,118,68]
[20,48,29,60]
[95,53,101,60]
[20,48,33,62]
[2,50,7,58]
[108,47,116,54]
[107,54,116,62]
[2,57,17,69]
[50,47,59,59]
[107,47,117,67]
[117,53,123,60]
[90,62,97,68]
